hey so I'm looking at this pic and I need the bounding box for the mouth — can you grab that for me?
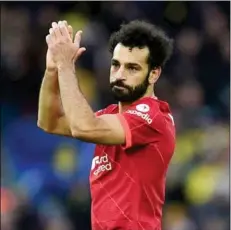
[113,85,126,90]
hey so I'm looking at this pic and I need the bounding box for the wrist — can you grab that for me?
[57,62,75,73]
[46,67,57,74]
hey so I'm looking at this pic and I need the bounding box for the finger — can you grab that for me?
[58,21,65,34]
[68,25,73,40]
[48,28,56,42]
[61,20,73,37]
[59,21,70,39]
[62,21,72,39]
[58,21,65,36]
[74,30,83,47]
[75,47,86,59]
[46,34,52,46]
[52,22,62,38]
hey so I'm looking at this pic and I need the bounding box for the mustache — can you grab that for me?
[110,80,129,89]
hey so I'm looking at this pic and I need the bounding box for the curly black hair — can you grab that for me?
[109,20,174,69]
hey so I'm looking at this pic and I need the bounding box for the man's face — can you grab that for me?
[110,43,150,103]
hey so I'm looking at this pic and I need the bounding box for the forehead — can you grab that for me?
[113,43,149,65]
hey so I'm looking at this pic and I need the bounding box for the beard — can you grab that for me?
[110,74,150,103]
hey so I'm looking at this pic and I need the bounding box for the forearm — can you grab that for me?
[57,64,97,136]
[57,65,125,144]
[38,69,71,135]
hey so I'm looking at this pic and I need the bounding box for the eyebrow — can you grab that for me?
[111,59,142,68]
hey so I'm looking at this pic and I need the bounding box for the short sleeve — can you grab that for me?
[95,104,117,116]
[95,109,104,116]
[117,99,172,150]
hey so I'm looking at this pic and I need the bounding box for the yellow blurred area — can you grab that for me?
[164,203,189,228]
[184,164,222,205]
[173,124,229,165]
[61,12,89,33]
[172,124,229,205]
[173,129,204,164]
[76,68,97,104]
[53,144,78,176]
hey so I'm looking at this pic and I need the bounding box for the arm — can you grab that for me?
[46,21,126,144]
[38,21,75,136]
[37,68,72,136]
[57,64,126,144]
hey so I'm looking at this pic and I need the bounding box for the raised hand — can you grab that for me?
[46,21,74,71]
[46,21,86,68]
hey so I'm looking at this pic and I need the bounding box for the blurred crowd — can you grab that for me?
[1,2,230,230]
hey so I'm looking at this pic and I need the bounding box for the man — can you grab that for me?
[38,20,175,230]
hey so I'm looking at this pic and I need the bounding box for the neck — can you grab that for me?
[118,88,155,113]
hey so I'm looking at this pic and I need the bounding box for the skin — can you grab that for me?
[37,20,161,145]
[110,43,160,110]
[37,21,81,136]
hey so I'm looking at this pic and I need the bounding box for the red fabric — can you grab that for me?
[91,97,176,230]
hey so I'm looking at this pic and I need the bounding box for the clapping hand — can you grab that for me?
[46,20,86,69]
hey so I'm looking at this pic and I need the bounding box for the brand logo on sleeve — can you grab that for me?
[125,110,153,124]
[136,104,150,113]
[91,154,112,176]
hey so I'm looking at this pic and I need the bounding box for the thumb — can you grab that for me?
[74,30,83,47]
[75,47,86,60]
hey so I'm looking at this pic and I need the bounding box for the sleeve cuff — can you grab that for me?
[116,114,132,150]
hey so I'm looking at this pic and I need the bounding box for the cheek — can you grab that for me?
[110,69,117,79]
[110,70,118,81]
[128,73,144,85]
[109,68,114,75]
[110,75,116,83]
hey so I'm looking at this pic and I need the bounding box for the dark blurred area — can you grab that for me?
[1,2,230,230]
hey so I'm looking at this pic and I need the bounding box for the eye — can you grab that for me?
[111,62,119,68]
[128,66,138,71]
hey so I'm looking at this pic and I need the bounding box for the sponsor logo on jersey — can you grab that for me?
[91,154,112,176]
[126,109,153,124]
[136,104,150,113]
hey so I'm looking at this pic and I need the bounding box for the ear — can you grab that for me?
[148,67,161,84]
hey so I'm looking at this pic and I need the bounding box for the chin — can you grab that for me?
[112,93,135,103]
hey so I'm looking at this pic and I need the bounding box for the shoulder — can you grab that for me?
[95,104,118,116]
[127,96,171,116]
[122,97,174,130]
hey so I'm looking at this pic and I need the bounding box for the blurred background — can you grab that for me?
[1,1,230,230]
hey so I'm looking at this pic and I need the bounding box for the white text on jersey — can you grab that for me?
[91,154,112,176]
[126,110,153,124]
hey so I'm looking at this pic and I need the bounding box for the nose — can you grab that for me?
[114,67,126,81]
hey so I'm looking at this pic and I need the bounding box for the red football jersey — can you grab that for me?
[90,96,176,230]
